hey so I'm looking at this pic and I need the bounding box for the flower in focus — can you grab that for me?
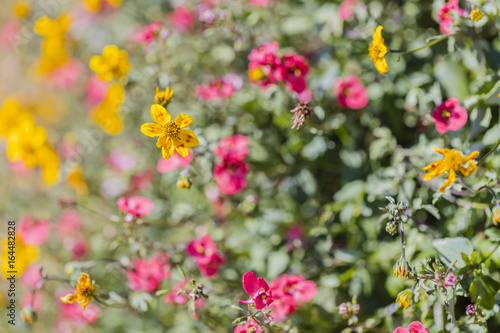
[82,0,122,12]
[168,5,195,32]
[369,25,389,75]
[393,257,411,279]
[89,82,125,135]
[239,272,274,310]
[437,0,467,34]
[18,215,50,246]
[492,206,500,227]
[422,148,479,193]
[89,45,130,82]
[395,289,413,310]
[335,75,369,109]
[60,273,97,310]
[155,86,174,106]
[471,9,484,22]
[186,235,225,277]
[157,151,193,173]
[432,98,467,134]
[269,274,317,320]
[234,320,263,333]
[126,254,170,292]
[117,196,154,219]
[393,321,429,333]
[141,104,199,159]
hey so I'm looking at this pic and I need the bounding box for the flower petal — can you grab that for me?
[151,104,171,125]
[141,123,163,137]
[242,272,259,296]
[178,129,199,148]
[162,139,175,159]
[174,114,193,129]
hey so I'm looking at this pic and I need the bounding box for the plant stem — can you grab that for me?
[477,138,500,166]
[390,34,454,54]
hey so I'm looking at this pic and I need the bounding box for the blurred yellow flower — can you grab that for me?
[422,148,479,193]
[0,97,33,139]
[369,25,389,75]
[141,104,199,159]
[60,273,97,310]
[471,9,484,22]
[90,83,125,135]
[177,175,192,189]
[89,45,130,81]
[6,120,47,167]
[13,1,30,18]
[34,14,72,74]
[492,206,500,227]
[67,165,89,196]
[248,68,263,81]
[395,289,413,310]
[1,237,40,278]
[83,0,122,12]
[156,86,174,106]
[37,144,60,185]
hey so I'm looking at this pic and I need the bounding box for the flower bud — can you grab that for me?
[393,258,411,279]
[466,304,475,317]
[21,306,37,324]
[177,176,192,189]
[445,273,456,287]
[395,289,413,310]
[492,206,500,227]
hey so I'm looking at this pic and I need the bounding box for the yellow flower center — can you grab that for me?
[164,121,180,138]
[441,110,451,118]
[294,68,301,77]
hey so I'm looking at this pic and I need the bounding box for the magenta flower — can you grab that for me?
[196,75,241,101]
[249,0,273,6]
[339,0,357,21]
[213,160,249,195]
[117,196,154,219]
[108,149,137,172]
[214,135,250,162]
[85,75,110,107]
[47,59,84,90]
[445,273,456,286]
[126,254,171,292]
[432,98,467,134]
[20,264,43,290]
[268,274,317,320]
[132,21,168,51]
[186,235,225,277]
[248,42,282,86]
[437,0,467,34]
[56,209,82,239]
[238,272,274,310]
[168,6,195,32]
[18,215,50,246]
[393,321,430,333]
[234,319,263,333]
[280,52,309,96]
[157,151,193,173]
[335,75,369,109]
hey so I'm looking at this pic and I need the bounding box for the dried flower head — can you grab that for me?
[290,102,312,130]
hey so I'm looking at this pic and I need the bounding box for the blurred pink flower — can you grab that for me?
[56,210,82,239]
[186,235,225,277]
[214,135,249,162]
[393,321,430,333]
[19,215,50,246]
[48,59,84,90]
[20,264,43,290]
[286,225,306,251]
[133,21,168,52]
[432,98,467,134]
[127,170,155,195]
[239,272,274,310]
[59,137,80,161]
[69,237,88,260]
[164,279,205,309]
[168,6,195,32]
[269,274,317,319]
[250,0,273,7]
[196,76,239,101]
[335,75,369,109]
[234,320,263,333]
[157,151,192,173]
[126,254,171,292]
[280,52,309,95]
[0,19,21,49]
[9,160,33,178]
[213,160,248,195]
[21,292,44,311]
[86,75,110,107]
[108,150,137,172]
[117,196,154,218]
[54,287,99,332]
[248,42,282,86]
[339,0,357,21]
[437,0,467,34]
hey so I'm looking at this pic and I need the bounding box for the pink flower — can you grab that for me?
[234,320,264,333]
[214,135,250,162]
[117,196,154,219]
[196,76,240,101]
[108,150,137,172]
[126,254,171,292]
[164,279,205,309]
[168,6,195,32]
[157,151,193,173]
[335,75,369,109]
[280,52,309,95]
[47,59,84,90]
[248,42,282,86]
[268,274,317,319]
[393,321,430,333]
[0,19,21,49]
[56,210,82,239]
[286,225,306,251]
[127,170,155,194]
[432,98,467,134]
[86,75,110,107]
[69,237,88,260]
[437,0,467,34]
[339,0,357,21]
[213,160,248,195]
[186,235,225,277]
[20,264,43,290]
[238,272,274,310]
[18,215,50,246]
[249,0,273,7]
[445,273,456,286]
[133,21,167,47]
[21,292,44,311]
[9,160,33,178]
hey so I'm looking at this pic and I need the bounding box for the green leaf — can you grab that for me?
[422,204,441,220]
[432,237,474,269]
[485,228,500,242]
[469,275,500,310]
[267,251,289,279]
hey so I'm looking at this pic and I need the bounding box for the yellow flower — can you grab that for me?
[156,86,174,106]
[0,97,33,139]
[90,83,125,135]
[34,14,71,74]
[6,120,47,167]
[395,289,413,310]
[248,68,264,81]
[60,273,97,310]
[492,206,500,227]
[36,144,60,185]
[177,176,192,189]
[13,1,30,18]
[89,45,130,81]
[369,25,389,75]
[21,306,37,324]
[67,165,88,196]
[1,237,40,278]
[83,0,122,12]
[471,9,484,22]
[422,148,479,193]
[141,104,199,159]
[393,257,411,279]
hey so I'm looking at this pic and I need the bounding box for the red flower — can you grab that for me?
[186,235,225,277]
[238,272,274,310]
[432,98,467,134]
[335,75,369,109]
[280,52,309,95]
[393,321,429,333]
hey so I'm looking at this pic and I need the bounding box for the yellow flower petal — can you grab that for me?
[175,114,193,129]
[162,140,175,159]
[151,104,171,125]
[178,129,199,148]
[141,123,163,137]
